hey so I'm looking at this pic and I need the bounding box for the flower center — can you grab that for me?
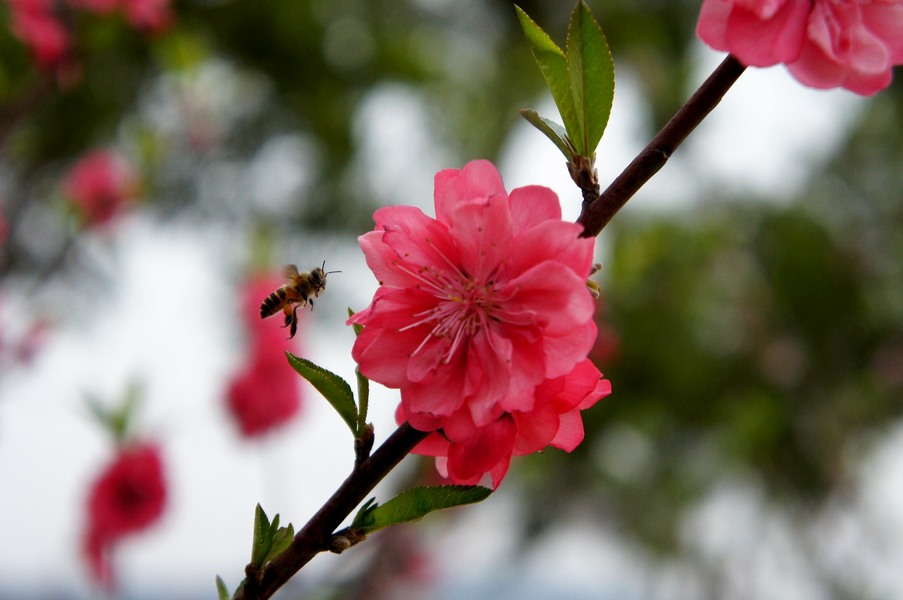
[399,263,500,364]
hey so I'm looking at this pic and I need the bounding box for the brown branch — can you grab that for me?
[235,422,428,600]
[577,54,746,237]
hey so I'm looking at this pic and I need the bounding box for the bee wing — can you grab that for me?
[284,264,300,280]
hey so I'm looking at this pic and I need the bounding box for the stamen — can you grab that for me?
[398,262,503,363]
[394,262,448,294]
[426,238,469,281]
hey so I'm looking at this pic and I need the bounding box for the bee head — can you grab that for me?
[310,261,340,291]
[310,267,327,289]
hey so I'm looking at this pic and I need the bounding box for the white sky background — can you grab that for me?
[1,44,901,599]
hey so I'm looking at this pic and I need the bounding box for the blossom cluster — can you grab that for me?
[698,0,903,95]
[5,0,173,73]
[350,160,610,487]
[226,273,304,438]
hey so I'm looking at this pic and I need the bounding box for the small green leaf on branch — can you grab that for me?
[516,1,615,187]
[286,352,358,435]
[250,503,272,567]
[266,522,294,564]
[215,575,230,600]
[355,366,370,435]
[518,109,575,161]
[354,486,492,534]
[566,0,614,158]
[515,5,578,148]
[250,504,295,571]
[351,497,379,530]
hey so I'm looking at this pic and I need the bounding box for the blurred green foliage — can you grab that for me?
[519,81,903,595]
[529,198,902,542]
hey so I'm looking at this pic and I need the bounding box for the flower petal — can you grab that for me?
[725,0,809,66]
[353,326,424,388]
[542,320,598,378]
[463,328,513,425]
[447,415,516,478]
[508,185,562,235]
[444,191,514,283]
[503,263,596,336]
[434,159,507,226]
[513,403,559,455]
[505,219,594,281]
[549,408,586,452]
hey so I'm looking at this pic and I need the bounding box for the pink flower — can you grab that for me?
[349,159,608,486]
[225,274,303,438]
[62,149,137,226]
[697,0,903,95]
[7,0,71,70]
[83,443,167,588]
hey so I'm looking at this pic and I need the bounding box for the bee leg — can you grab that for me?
[308,299,315,311]
[282,304,295,327]
[287,308,299,339]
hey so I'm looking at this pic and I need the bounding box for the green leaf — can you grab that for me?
[250,504,272,567]
[356,486,492,534]
[515,5,580,150]
[215,575,230,600]
[286,353,358,435]
[518,108,575,160]
[264,523,294,564]
[355,367,370,431]
[566,0,615,157]
[250,504,295,568]
[84,379,144,443]
[351,497,379,530]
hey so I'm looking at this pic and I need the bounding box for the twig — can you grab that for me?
[577,55,746,237]
[234,422,428,600]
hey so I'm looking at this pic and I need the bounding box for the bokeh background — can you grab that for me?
[1,0,902,598]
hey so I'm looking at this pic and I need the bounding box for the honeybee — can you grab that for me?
[259,262,338,338]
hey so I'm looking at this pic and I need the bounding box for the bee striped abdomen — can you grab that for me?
[260,287,288,318]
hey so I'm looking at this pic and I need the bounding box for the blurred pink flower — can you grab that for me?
[349,159,608,486]
[121,0,173,32]
[83,442,167,588]
[62,149,137,227]
[68,0,173,31]
[7,0,71,70]
[225,274,303,438]
[697,0,903,95]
